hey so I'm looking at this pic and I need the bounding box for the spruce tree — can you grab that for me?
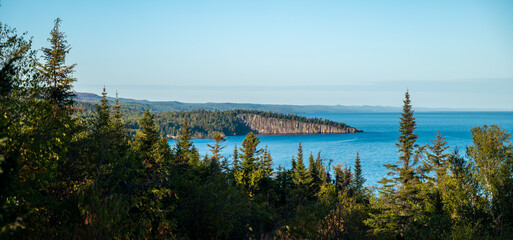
[261,146,273,177]
[232,143,240,172]
[111,91,128,150]
[353,152,365,192]
[426,130,450,182]
[113,91,122,120]
[306,152,320,198]
[368,91,424,238]
[207,132,226,166]
[135,108,160,160]
[397,90,418,169]
[234,132,264,197]
[90,87,112,165]
[239,132,262,172]
[292,142,307,188]
[39,18,76,107]
[173,117,199,166]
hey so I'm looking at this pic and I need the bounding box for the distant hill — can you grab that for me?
[76,92,401,113]
[76,92,511,114]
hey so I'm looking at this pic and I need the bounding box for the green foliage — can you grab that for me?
[467,125,513,235]
[292,142,308,188]
[39,18,76,108]
[368,91,426,239]
[172,117,199,166]
[2,18,513,239]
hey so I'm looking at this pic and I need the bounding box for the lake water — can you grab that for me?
[168,112,513,186]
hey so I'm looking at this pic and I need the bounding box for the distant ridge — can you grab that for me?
[75,92,512,113]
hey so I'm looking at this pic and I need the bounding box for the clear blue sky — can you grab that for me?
[1,0,512,109]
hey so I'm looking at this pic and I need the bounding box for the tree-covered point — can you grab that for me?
[76,101,354,138]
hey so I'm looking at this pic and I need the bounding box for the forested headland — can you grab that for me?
[2,19,513,239]
[77,101,362,138]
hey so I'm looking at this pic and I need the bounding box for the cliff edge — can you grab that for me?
[237,113,362,135]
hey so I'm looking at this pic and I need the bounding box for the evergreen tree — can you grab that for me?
[232,143,240,172]
[396,91,418,170]
[173,117,199,166]
[352,152,365,192]
[261,146,273,178]
[135,109,159,157]
[368,91,424,238]
[234,132,264,197]
[89,87,113,170]
[421,131,452,239]
[113,91,122,120]
[39,18,76,107]
[305,152,321,198]
[111,91,128,152]
[134,108,171,176]
[239,132,262,172]
[292,142,307,188]
[207,132,226,169]
[426,131,450,182]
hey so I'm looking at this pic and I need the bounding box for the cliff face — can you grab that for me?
[237,113,362,135]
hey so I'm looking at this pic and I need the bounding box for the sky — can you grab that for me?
[1,0,512,109]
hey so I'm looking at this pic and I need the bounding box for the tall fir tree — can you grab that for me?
[292,142,307,188]
[232,143,240,172]
[353,152,365,192]
[173,117,199,166]
[90,86,112,165]
[134,108,171,177]
[368,91,424,238]
[207,132,226,170]
[261,146,273,178]
[39,18,76,108]
[234,132,264,197]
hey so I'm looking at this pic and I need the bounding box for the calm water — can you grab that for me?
[168,112,513,186]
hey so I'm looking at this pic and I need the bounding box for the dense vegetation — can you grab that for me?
[77,101,355,138]
[2,19,513,239]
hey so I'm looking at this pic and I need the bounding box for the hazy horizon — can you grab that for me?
[2,0,512,109]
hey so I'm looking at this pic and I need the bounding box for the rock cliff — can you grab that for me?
[237,113,362,135]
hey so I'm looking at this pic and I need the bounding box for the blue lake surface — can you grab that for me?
[169,112,513,186]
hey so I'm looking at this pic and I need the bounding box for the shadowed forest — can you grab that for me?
[1,19,513,240]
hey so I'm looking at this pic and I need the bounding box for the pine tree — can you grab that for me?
[353,152,365,192]
[113,91,122,120]
[207,132,226,170]
[90,87,112,165]
[396,91,417,168]
[239,132,262,173]
[426,130,450,182]
[232,143,240,172]
[422,131,452,239]
[261,146,273,177]
[39,18,76,107]
[234,132,264,197]
[111,91,127,150]
[134,108,171,175]
[292,142,307,188]
[173,117,199,166]
[305,152,320,198]
[207,132,226,164]
[368,91,424,238]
